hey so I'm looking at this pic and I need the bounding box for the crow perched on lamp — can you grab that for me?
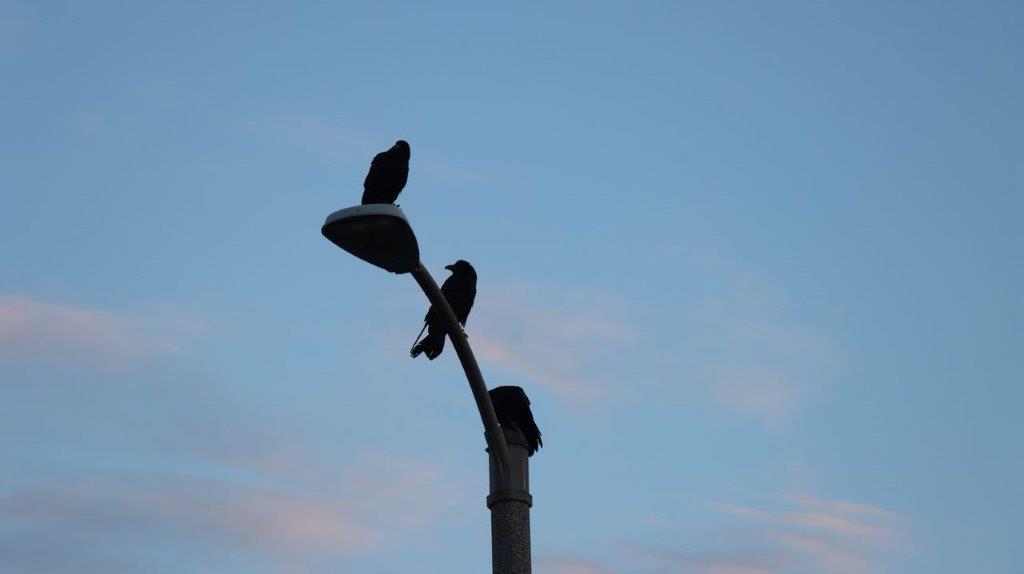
[410,260,477,360]
[361,140,410,205]
[488,386,543,456]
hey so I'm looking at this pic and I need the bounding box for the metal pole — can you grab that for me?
[410,264,512,469]
[488,426,532,574]
[411,264,530,573]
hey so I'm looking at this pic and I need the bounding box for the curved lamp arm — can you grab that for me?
[411,264,512,471]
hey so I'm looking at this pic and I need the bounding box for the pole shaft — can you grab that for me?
[410,264,512,469]
[488,427,532,574]
[491,501,531,574]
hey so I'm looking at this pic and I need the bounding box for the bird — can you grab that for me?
[361,140,410,205]
[488,386,543,456]
[411,260,477,360]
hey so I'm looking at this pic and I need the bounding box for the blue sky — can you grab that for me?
[1,1,1020,573]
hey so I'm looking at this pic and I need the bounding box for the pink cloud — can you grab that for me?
[126,484,382,554]
[473,334,604,400]
[0,295,182,369]
[709,366,795,425]
[621,545,788,574]
[471,284,637,403]
[675,254,844,425]
[697,564,776,574]
[783,511,888,537]
[717,494,898,538]
[606,493,901,574]
[787,494,895,518]
[2,452,458,566]
[715,502,774,520]
[696,310,839,425]
[713,493,902,573]
[537,556,617,574]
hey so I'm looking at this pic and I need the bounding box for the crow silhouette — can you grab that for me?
[410,260,477,360]
[489,386,543,456]
[361,140,410,205]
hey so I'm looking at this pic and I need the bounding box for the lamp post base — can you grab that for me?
[487,427,532,574]
[490,500,531,574]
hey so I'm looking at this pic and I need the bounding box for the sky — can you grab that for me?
[1,1,1021,573]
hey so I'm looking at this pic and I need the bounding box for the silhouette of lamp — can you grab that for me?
[321,204,512,469]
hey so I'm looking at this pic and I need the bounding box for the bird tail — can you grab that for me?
[522,417,543,456]
[411,322,428,350]
[410,330,446,360]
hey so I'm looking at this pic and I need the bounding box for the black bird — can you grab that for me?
[410,260,477,360]
[361,140,410,205]
[489,386,543,456]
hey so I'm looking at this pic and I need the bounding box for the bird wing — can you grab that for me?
[423,305,439,324]
[363,152,385,190]
[440,276,476,326]
[394,160,409,191]
[422,272,459,325]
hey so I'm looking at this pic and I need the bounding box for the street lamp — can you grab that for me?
[322,204,532,573]
[321,204,421,274]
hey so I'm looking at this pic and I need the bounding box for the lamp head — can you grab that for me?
[321,204,419,274]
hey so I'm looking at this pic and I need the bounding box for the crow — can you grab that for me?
[361,140,410,205]
[489,386,543,456]
[410,260,477,360]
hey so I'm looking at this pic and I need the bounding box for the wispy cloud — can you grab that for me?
[708,365,796,425]
[562,493,903,574]
[622,544,787,574]
[2,481,378,554]
[786,494,895,518]
[717,494,897,539]
[709,493,902,573]
[1,452,459,571]
[537,556,617,574]
[0,297,462,574]
[471,284,637,404]
[690,291,840,425]
[0,295,189,370]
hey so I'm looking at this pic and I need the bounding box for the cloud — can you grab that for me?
[708,366,795,425]
[786,494,895,518]
[471,284,637,403]
[635,250,847,425]
[460,262,836,422]
[696,564,777,574]
[684,557,781,574]
[0,295,188,370]
[0,452,459,572]
[0,294,462,574]
[709,493,902,573]
[622,544,788,574]
[1,482,377,554]
[692,297,839,425]
[537,556,617,574]
[537,492,900,574]
[574,493,902,574]
[716,494,897,540]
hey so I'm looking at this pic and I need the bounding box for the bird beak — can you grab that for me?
[444,264,455,271]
